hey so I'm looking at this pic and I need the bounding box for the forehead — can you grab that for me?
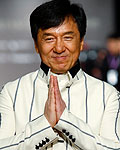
[38,16,79,36]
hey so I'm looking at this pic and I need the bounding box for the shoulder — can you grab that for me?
[82,71,117,93]
[1,69,40,95]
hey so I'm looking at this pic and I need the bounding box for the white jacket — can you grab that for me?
[0,67,120,150]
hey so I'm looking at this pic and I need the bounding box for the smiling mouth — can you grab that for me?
[52,55,67,58]
[54,56,66,58]
[52,56,67,61]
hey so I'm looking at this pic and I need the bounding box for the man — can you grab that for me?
[0,0,120,149]
[102,33,120,91]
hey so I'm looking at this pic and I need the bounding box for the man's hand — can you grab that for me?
[54,76,66,123]
[44,75,57,127]
[44,75,66,127]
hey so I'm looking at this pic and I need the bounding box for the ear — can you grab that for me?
[34,41,39,54]
[80,38,84,52]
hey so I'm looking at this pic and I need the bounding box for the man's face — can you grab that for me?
[35,16,84,74]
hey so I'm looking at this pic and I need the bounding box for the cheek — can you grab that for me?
[68,40,80,52]
[38,47,53,64]
[38,44,51,56]
[72,52,80,62]
[70,49,80,64]
[70,45,80,57]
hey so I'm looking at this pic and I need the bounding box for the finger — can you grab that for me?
[53,76,61,99]
[53,76,66,122]
[49,75,54,89]
[48,75,54,100]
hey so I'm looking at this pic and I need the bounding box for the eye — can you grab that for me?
[64,36,73,41]
[44,37,55,43]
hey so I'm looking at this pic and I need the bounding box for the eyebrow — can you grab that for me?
[42,33,53,37]
[63,31,75,35]
[42,31,75,37]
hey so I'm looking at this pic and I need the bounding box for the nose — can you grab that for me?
[54,38,65,53]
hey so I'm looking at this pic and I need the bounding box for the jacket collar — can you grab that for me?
[40,60,80,78]
[38,60,84,88]
[38,60,84,87]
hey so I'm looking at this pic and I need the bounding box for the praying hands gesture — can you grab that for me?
[44,75,66,127]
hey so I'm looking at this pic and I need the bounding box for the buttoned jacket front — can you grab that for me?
[0,67,120,150]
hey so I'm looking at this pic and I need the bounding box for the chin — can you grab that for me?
[52,68,68,74]
[51,64,70,74]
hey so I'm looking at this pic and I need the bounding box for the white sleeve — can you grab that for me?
[55,88,120,150]
[0,85,58,150]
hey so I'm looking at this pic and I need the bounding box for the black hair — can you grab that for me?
[30,0,87,42]
[107,32,120,39]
